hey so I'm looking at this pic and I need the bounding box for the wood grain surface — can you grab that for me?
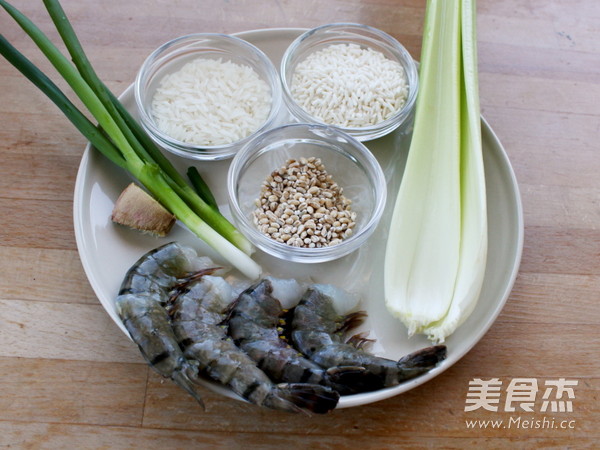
[1,0,598,448]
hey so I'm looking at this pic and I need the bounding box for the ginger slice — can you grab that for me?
[111,183,176,237]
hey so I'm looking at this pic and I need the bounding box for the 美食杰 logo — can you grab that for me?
[463,378,579,430]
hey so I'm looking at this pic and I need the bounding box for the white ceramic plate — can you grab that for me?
[73,28,524,409]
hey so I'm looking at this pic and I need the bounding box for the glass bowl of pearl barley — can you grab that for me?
[227,123,387,263]
[280,23,418,141]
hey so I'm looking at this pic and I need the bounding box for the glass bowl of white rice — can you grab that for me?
[135,33,282,160]
[227,123,387,263]
[280,23,418,142]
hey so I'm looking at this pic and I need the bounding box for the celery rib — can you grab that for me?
[423,0,488,342]
[384,0,487,341]
[384,0,462,336]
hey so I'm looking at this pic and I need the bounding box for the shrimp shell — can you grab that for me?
[169,277,339,414]
[119,242,220,300]
[226,279,370,395]
[291,287,447,393]
[115,242,217,408]
[116,292,205,407]
[117,243,339,413]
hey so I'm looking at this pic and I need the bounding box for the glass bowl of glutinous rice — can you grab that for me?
[135,33,282,160]
[280,23,418,141]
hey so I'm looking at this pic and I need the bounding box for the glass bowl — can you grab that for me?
[134,33,282,160]
[227,123,387,263]
[280,23,418,142]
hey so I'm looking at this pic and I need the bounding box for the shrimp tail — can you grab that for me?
[270,383,340,415]
[396,344,447,381]
[326,365,384,395]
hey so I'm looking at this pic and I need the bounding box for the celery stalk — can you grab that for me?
[423,0,487,342]
[384,0,488,341]
[384,0,462,336]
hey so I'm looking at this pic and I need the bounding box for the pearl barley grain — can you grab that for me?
[253,157,356,248]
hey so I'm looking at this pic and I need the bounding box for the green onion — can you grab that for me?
[0,35,127,170]
[384,0,487,342]
[0,0,260,279]
[187,166,220,212]
[42,0,249,253]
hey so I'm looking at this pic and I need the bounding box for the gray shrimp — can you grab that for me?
[115,292,205,407]
[118,242,212,300]
[168,275,339,414]
[115,242,216,407]
[226,279,368,395]
[291,287,447,393]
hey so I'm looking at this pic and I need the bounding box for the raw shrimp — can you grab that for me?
[115,242,220,408]
[168,275,339,414]
[117,243,338,413]
[115,292,205,407]
[118,242,215,300]
[291,287,447,392]
[226,279,368,394]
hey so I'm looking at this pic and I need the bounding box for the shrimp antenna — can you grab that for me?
[167,267,221,306]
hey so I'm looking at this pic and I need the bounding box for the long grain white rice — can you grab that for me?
[291,43,408,128]
[151,58,271,146]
